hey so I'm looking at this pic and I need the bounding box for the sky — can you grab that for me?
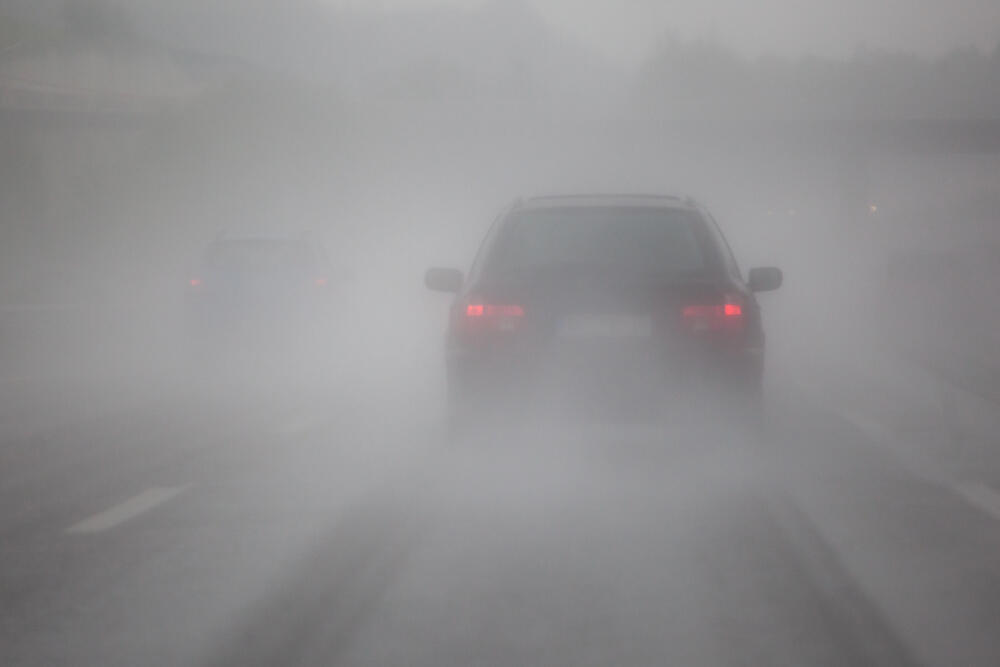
[325,0,1000,64]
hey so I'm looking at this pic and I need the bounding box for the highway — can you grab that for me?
[2,342,1000,666]
[2,3,999,665]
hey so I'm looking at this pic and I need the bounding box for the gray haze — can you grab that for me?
[1,1,999,666]
[325,0,1000,62]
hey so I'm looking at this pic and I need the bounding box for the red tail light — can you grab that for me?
[682,296,745,333]
[466,303,524,318]
[314,277,328,287]
[460,300,525,333]
[188,278,202,288]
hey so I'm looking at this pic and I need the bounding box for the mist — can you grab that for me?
[1,1,999,665]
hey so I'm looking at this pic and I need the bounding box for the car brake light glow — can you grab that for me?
[682,297,745,332]
[188,278,202,288]
[314,277,328,287]
[461,301,525,334]
[466,303,524,318]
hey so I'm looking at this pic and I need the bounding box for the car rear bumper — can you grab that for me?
[446,339,762,422]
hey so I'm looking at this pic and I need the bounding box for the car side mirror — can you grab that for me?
[425,267,463,293]
[748,266,783,292]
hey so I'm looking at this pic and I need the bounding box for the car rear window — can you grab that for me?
[489,207,709,277]
[206,240,315,272]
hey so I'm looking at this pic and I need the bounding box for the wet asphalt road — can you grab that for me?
[2,373,1000,667]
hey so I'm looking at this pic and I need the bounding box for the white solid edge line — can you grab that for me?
[954,482,1000,522]
[794,378,1000,523]
[68,486,187,534]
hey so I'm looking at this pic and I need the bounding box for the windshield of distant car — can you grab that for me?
[206,240,315,273]
[489,207,709,277]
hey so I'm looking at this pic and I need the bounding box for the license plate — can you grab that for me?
[558,314,653,338]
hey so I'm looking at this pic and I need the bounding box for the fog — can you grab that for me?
[1,1,999,665]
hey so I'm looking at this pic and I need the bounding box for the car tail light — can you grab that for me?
[460,300,525,333]
[314,277,328,287]
[188,278,202,288]
[682,296,745,333]
[466,303,524,318]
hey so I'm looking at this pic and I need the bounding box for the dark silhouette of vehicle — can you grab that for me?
[185,234,333,357]
[425,195,783,430]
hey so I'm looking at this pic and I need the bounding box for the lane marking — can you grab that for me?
[954,482,1000,522]
[794,379,1000,523]
[828,402,1000,518]
[67,486,186,534]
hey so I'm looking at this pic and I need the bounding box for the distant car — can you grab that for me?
[185,234,333,348]
[425,195,782,429]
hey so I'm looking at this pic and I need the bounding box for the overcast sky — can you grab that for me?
[326,0,1000,64]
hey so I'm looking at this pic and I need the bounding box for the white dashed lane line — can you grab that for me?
[67,486,187,534]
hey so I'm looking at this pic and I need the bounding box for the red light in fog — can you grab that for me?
[314,277,328,287]
[189,278,202,288]
[466,304,524,317]
[682,300,744,332]
[463,302,525,333]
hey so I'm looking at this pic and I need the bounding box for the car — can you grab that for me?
[185,233,333,355]
[424,194,782,431]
